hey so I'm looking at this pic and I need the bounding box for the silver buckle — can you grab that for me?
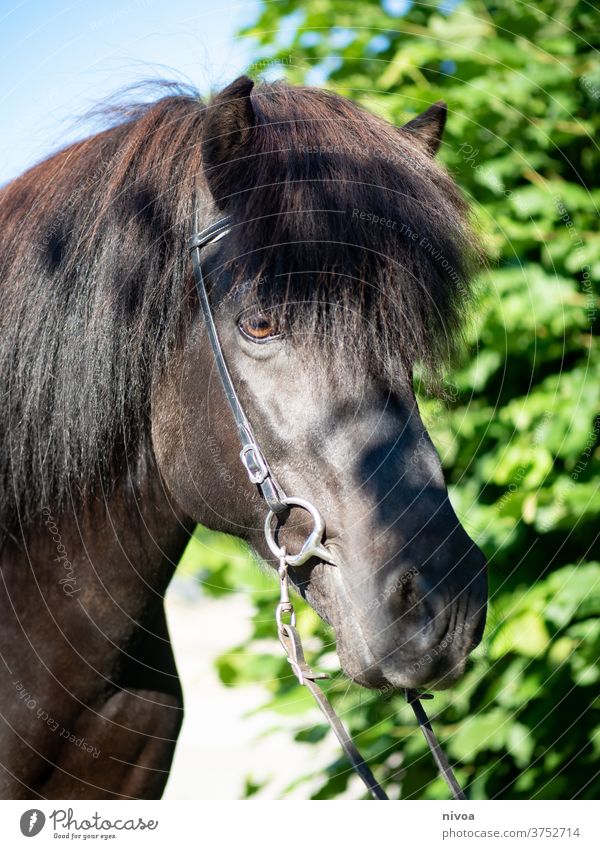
[240,443,269,485]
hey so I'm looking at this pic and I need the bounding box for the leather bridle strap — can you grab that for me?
[189,215,287,514]
[188,213,466,802]
[306,677,389,799]
[278,620,388,800]
[406,689,466,800]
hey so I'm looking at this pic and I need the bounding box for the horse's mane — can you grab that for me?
[0,79,480,528]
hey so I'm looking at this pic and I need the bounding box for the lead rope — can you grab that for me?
[189,213,466,802]
[276,550,388,800]
[276,550,465,801]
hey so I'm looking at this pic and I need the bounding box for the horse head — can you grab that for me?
[153,76,487,691]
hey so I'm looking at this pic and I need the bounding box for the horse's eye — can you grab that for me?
[238,313,279,342]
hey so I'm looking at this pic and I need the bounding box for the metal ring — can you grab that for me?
[264,496,333,567]
[275,603,297,631]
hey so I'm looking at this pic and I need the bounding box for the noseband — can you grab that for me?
[189,214,466,801]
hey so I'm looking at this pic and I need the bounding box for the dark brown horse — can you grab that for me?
[0,76,487,799]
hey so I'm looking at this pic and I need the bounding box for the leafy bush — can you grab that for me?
[186,0,599,798]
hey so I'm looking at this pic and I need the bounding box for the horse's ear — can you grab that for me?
[400,101,447,157]
[202,75,256,208]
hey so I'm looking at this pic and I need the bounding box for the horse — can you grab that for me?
[0,75,487,799]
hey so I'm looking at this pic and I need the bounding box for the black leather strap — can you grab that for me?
[279,622,388,800]
[189,216,288,514]
[406,689,466,800]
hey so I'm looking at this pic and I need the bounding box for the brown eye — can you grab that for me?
[238,313,279,342]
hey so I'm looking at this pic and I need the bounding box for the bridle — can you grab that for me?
[189,214,466,801]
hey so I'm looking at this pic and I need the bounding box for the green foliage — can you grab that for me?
[187,0,599,798]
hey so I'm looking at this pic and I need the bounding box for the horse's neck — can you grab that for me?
[0,453,191,792]
[1,457,193,625]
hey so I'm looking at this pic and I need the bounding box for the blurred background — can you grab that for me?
[2,0,599,799]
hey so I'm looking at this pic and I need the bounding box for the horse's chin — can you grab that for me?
[336,641,470,693]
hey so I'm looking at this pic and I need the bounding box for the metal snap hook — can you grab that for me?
[264,496,336,567]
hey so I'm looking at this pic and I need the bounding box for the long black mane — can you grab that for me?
[0,79,479,529]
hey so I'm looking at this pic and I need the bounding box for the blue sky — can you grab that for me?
[0,0,261,185]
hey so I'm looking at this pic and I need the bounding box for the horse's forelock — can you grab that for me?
[206,81,482,386]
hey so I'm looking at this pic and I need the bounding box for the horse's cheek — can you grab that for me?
[150,356,248,528]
